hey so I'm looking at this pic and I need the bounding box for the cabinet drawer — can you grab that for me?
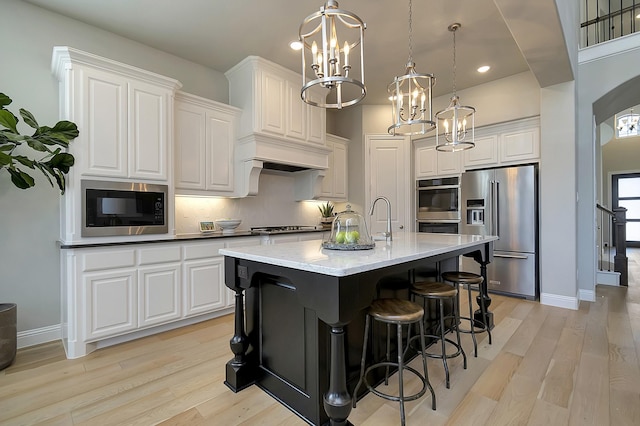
[138,245,181,265]
[183,241,226,260]
[82,249,136,272]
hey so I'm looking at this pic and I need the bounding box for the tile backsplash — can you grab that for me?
[175,172,343,234]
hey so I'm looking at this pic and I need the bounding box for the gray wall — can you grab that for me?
[577,33,640,296]
[0,0,227,332]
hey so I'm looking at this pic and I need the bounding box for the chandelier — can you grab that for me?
[387,0,436,136]
[435,23,475,152]
[299,0,366,109]
[616,109,639,138]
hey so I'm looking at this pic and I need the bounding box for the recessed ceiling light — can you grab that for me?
[290,40,303,51]
[477,65,491,73]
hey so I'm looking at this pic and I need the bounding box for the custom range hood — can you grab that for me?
[233,132,331,199]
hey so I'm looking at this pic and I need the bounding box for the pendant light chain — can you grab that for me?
[452,25,457,95]
[408,0,413,63]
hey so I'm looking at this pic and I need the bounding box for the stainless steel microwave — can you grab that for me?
[81,180,168,237]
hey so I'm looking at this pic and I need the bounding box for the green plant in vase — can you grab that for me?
[318,201,334,224]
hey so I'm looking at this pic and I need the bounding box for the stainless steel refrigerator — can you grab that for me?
[460,164,538,299]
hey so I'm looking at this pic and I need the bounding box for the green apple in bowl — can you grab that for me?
[335,231,346,244]
[345,230,360,244]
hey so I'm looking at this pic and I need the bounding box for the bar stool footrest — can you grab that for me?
[361,362,428,403]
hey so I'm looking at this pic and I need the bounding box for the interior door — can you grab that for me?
[365,134,411,236]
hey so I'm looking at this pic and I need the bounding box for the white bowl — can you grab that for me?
[215,219,242,234]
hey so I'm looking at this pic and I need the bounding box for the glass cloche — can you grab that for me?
[322,205,375,250]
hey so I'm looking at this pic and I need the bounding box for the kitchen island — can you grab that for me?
[220,232,498,426]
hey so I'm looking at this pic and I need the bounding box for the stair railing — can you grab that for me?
[596,203,628,286]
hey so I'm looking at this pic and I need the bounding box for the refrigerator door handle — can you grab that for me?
[495,181,500,237]
[493,253,529,259]
[490,180,498,236]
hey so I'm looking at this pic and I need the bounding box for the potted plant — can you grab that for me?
[318,201,335,225]
[0,92,79,370]
[0,92,78,193]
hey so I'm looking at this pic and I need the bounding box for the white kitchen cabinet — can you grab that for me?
[174,92,241,195]
[226,56,326,146]
[84,268,138,340]
[52,47,179,182]
[414,138,463,178]
[463,135,499,168]
[137,245,182,327]
[464,117,540,169]
[320,134,349,200]
[182,241,226,317]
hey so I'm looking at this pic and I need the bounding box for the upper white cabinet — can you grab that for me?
[225,56,326,146]
[174,91,241,195]
[414,138,463,178]
[293,133,348,201]
[464,117,540,169]
[319,134,348,200]
[52,47,181,182]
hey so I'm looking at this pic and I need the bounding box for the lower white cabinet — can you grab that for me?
[182,241,226,316]
[138,263,181,328]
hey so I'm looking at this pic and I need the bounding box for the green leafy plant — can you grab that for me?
[318,201,334,218]
[0,92,78,194]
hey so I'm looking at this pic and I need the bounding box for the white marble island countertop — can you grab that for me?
[219,231,498,277]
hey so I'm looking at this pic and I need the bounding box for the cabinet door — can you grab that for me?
[138,264,181,327]
[332,141,348,199]
[128,80,170,181]
[306,89,326,145]
[500,128,540,163]
[80,67,128,178]
[464,134,498,168]
[285,81,306,141]
[415,145,437,178]
[84,269,137,340]
[175,100,207,190]
[320,141,335,197]
[183,258,226,317]
[437,150,462,176]
[206,109,235,192]
[260,70,286,135]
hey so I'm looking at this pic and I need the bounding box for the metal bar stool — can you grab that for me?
[353,298,436,425]
[410,281,467,389]
[441,271,492,357]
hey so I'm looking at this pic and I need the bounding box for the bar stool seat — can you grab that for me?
[441,271,492,357]
[353,298,436,425]
[410,281,467,389]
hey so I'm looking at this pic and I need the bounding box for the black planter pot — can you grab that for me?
[0,303,17,370]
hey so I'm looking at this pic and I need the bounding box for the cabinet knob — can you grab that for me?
[399,225,404,230]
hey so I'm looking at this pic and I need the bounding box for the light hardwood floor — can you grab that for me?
[1,249,639,426]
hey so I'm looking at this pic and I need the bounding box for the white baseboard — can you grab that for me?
[17,324,61,349]
[597,270,620,286]
[540,292,579,310]
[578,289,596,302]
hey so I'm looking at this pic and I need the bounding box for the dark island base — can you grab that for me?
[223,239,494,426]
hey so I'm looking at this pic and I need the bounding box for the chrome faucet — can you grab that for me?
[369,196,392,241]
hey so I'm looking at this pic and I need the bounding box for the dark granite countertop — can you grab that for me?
[59,228,326,249]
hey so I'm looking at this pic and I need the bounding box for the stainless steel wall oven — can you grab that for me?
[81,180,168,237]
[416,176,461,221]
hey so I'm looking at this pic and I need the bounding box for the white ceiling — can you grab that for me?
[24,0,571,105]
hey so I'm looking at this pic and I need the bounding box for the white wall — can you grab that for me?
[0,0,224,334]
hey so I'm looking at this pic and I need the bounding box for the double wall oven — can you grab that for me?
[416,176,460,234]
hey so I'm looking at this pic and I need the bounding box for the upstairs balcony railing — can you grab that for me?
[581,0,640,47]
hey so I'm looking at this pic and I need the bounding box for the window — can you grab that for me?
[613,173,640,246]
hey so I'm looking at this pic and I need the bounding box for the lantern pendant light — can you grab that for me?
[435,23,475,152]
[387,0,435,136]
[299,0,366,109]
